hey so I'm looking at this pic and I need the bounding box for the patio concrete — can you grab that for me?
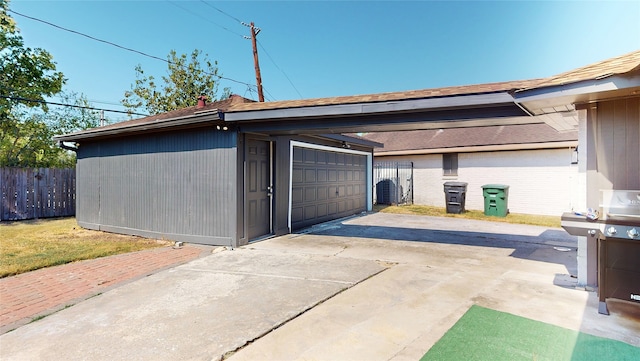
[1,213,638,361]
[229,214,640,360]
[0,245,206,334]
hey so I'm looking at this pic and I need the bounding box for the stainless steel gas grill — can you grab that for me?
[561,190,640,315]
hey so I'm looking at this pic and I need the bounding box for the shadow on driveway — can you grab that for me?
[306,223,577,274]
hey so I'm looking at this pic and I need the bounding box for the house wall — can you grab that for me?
[76,129,238,245]
[378,147,579,216]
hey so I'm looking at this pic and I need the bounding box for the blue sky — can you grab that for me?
[8,0,640,120]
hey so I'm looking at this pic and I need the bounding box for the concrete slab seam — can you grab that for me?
[178,268,358,285]
[220,265,392,361]
[334,246,348,256]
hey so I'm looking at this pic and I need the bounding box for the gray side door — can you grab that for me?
[246,139,272,240]
[291,146,366,230]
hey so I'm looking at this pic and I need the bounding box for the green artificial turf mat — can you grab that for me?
[421,305,640,361]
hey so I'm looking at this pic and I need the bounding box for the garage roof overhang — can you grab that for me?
[223,92,536,135]
[515,73,640,113]
[374,140,579,156]
[314,134,383,149]
[53,110,223,142]
[513,73,640,131]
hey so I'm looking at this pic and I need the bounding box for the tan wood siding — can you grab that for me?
[595,97,640,190]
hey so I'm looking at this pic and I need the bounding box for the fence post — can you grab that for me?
[34,168,39,219]
[395,162,399,206]
[410,162,414,204]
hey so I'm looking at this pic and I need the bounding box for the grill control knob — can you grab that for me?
[606,226,617,236]
[628,228,639,239]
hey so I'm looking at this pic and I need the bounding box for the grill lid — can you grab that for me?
[600,190,640,221]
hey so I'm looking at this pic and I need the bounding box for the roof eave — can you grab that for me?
[317,134,383,148]
[54,111,222,142]
[374,140,579,156]
[224,92,518,122]
[514,73,640,115]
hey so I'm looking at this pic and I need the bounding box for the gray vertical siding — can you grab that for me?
[273,135,292,237]
[76,129,238,245]
[76,144,101,227]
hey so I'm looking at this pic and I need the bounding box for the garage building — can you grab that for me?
[55,95,379,247]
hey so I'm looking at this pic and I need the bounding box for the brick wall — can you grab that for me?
[377,148,579,216]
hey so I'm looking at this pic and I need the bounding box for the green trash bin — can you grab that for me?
[482,184,509,217]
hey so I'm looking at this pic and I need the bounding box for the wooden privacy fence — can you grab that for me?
[1,168,76,221]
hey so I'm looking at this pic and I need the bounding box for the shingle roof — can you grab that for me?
[225,50,640,113]
[353,123,577,152]
[226,79,540,113]
[95,95,254,131]
[521,49,640,90]
[62,50,640,138]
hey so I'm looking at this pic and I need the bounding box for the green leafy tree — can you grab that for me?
[0,0,65,117]
[1,1,100,168]
[1,92,101,167]
[122,49,231,115]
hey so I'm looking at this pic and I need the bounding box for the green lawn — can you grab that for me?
[1,207,560,278]
[376,204,561,228]
[0,217,167,277]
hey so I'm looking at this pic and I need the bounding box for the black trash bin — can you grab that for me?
[443,182,468,214]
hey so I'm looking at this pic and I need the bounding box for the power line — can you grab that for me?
[2,84,132,112]
[243,85,255,99]
[167,1,245,38]
[257,40,303,99]
[164,2,268,101]
[195,2,302,100]
[84,98,123,107]
[261,86,276,102]
[199,0,243,25]
[7,9,256,88]
[1,95,149,116]
[9,7,298,103]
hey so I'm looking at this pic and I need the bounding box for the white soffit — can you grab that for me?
[538,112,580,132]
[514,74,640,116]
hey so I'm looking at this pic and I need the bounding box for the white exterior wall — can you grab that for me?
[379,148,579,216]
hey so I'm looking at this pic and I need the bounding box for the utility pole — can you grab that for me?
[244,22,264,102]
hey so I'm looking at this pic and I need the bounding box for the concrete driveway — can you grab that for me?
[1,213,638,360]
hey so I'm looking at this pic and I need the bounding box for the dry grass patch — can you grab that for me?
[0,218,168,278]
[376,204,561,228]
